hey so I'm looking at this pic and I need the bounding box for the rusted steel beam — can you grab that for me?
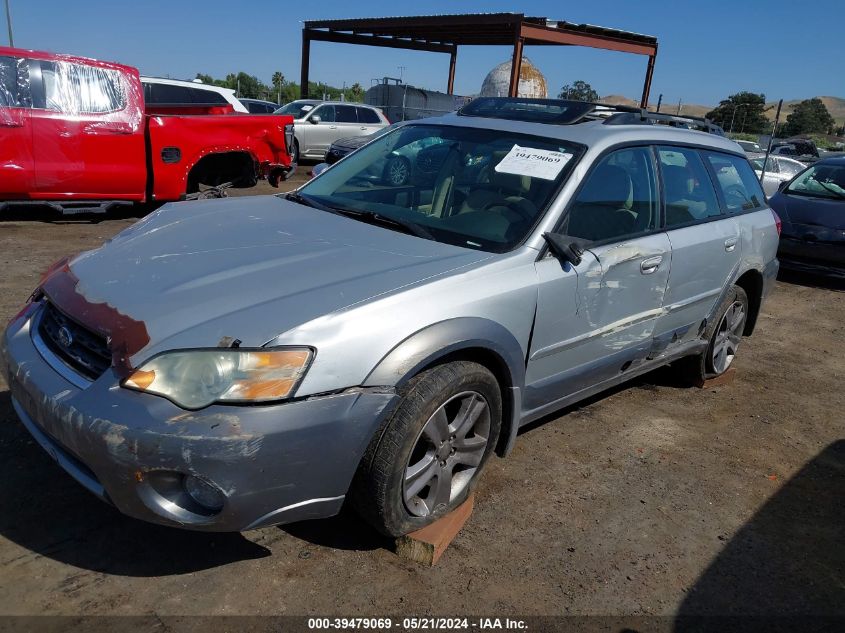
[641,51,657,107]
[508,31,524,98]
[300,33,310,99]
[520,23,656,56]
[305,28,454,54]
[447,48,457,94]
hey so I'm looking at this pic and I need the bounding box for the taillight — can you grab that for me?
[772,209,782,236]
[283,123,295,155]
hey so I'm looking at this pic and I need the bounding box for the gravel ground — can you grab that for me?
[0,181,842,622]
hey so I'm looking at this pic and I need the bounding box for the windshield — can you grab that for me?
[274,101,316,119]
[786,163,845,200]
[296,124,583,252]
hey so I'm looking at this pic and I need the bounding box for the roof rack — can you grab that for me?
[456,97,724,135]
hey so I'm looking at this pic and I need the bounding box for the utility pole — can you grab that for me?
[655,93,663,113]
[677,98,682,115]
[5,0,13,47]
[760,99,783,184]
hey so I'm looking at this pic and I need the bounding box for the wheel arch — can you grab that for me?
[362,317,526,457]
[734,268,764,335]
[185,150,259,194]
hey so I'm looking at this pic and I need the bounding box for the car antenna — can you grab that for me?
[759,99,783,185]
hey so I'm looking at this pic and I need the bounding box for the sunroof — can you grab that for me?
[458,98,599,125]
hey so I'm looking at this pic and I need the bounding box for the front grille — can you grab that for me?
[38,302,112,380]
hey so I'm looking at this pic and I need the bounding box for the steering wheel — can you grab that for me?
[482,196,536,221]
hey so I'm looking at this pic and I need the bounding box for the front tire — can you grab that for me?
[350,361,502,536]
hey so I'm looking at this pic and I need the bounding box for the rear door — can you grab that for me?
[356,106,384,134]
[0,55,34,198]
[652,146,744,353]
[30,59,145,199]
[335,104,363,142]
[526,146,671,412]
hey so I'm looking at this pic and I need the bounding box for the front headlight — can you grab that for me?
[122,348,313,410]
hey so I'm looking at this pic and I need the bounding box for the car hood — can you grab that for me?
[333,135,372,150]
[771,192,845,237]
[41,196,492,366]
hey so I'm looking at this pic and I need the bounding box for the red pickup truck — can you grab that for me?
[0,47,295,214]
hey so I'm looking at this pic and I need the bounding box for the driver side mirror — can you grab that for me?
[543,232,589,267]
[309,115,321,124]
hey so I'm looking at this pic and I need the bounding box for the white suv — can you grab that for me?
[274,100,389,162]
[141,77,248,113]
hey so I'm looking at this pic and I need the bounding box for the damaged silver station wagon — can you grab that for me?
[1,99,780,536]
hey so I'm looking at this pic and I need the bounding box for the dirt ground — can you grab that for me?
[0,178,842,623]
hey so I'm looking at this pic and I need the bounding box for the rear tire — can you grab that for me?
[349,361,502,536]
[291,140,300,165]
[678,285,749,384]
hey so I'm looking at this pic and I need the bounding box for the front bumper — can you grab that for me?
[0,306,398,532]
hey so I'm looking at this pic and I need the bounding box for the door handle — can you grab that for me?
[640,255,663,275]
[360,126,367,130]
[724,237,738,252]
[329,125,337,129]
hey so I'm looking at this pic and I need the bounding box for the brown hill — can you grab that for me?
[765,96,845,126]
[601,95,845,126]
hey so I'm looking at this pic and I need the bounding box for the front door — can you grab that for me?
[525,146,671,415]
[29,59,145,199]
[0,55,34,198]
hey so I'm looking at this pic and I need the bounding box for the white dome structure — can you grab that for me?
[480,57,548,98]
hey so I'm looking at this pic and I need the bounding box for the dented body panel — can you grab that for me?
[1,110,780,531]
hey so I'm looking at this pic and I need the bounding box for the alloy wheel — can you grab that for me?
[403,391,491,517]
[711,300,746,374]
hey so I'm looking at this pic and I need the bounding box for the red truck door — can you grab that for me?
[28,58,146,200]
[0,55,34,198]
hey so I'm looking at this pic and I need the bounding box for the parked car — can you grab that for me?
[141,76,248,113]
[0,47,294,214]
[274,99,389,162]
[771,139,820,163]
[735,139,763,153]
[768,157,845,277]
[239,98,280,114]
[748,153,806,196]
[1,98,779,536]
[325,124,398,165]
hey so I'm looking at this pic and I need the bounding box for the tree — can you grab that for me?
[271,72,284,103]
[558,80,599,102]
[781,98,836,136]
[705,92,769,134]
[348,82,364,102]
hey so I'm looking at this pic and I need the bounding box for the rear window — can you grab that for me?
[41,61,125,113]
[704,152,767,212]
[357,106,381,124]
[145,82,226,105]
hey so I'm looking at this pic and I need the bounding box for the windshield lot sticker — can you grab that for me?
[495,145,572,180]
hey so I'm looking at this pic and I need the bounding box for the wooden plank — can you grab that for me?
[695,367,737,389]
[395,494,474,566]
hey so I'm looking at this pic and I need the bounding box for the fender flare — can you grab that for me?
[362,317,526,456]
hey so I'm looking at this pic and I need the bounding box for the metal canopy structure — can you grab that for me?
[300,13,658,106]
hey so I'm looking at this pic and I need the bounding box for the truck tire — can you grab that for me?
[350,361,502,536]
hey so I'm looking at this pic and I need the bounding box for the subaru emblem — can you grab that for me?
[57,326,73,348]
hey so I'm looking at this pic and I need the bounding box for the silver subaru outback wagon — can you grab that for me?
[1,98,779,536]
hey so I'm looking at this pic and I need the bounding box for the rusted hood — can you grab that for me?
[42,196,491,368]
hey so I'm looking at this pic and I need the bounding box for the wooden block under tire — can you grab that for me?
[395,494,474,566]
[694,366,736,389]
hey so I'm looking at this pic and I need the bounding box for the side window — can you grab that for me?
[565,146,659,242]
[148,83,192,104]
[311,104,335,122]
[42,61,125,113]
[778,159,803,178]
[704,151,767,213]
[335,105,358,123]
[658,147,722,227]
[188,87,226,105]
[0,56,30,107]
[357,106,381,124]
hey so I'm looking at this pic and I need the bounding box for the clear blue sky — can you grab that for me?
[6,0,844,105]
